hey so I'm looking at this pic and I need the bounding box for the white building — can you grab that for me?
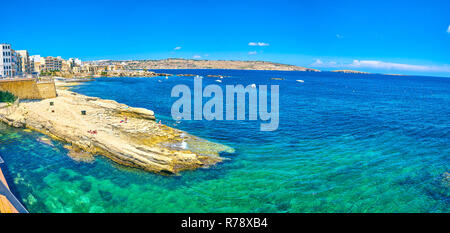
[30,55,43,63]
[0,43,13,78]
[30,55,44,73]
[74,58,82,66]
[68,58,82,68]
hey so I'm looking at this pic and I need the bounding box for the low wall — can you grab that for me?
[36,82,57,99]
[0,78,57,99]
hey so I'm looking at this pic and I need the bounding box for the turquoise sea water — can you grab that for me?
[0,70,449,213]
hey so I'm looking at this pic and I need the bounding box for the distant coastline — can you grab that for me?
[86,58,321,72]
[83,59,419,78]
[331,69,370,74]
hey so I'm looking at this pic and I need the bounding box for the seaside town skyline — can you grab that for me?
[1,42,317,79]
[1,42,449,79]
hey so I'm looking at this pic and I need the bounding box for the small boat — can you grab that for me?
[251,84,256,88]
[215,79,222,83]
[296,80,304,83]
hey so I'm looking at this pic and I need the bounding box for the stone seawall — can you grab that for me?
[0,78,57,99]
[36,82,57,99]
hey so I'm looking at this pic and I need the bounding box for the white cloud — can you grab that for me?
[248,42,269,46]
[349,60,450,72]
[447,25,450,34]
[174,46,182,50]
[193,55,202,59]
[311,59,450,73]
[311,59,337,67]
[312,59,323,66]
[248,51,257,55]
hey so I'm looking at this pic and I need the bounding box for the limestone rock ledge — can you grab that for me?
[0,89,234,175]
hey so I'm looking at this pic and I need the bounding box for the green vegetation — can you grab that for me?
[0,91,17,103]
[40,70,60,76]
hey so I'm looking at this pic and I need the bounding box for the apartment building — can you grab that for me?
[0,44,13,78]
[15,50,31,74]
[11,49,22,76]
[43,56,62,71]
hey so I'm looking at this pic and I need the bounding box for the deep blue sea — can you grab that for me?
[0,69,449,212]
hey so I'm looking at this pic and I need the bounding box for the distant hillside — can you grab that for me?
[89,58,320,72]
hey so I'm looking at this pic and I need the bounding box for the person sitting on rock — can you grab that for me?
[120,117,128,123]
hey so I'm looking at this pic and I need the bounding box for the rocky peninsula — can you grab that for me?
[0,82,233,175]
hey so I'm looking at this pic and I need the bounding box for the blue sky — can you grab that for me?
[2,0,449,76]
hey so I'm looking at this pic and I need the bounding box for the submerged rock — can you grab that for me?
[64,145,95,163]
[98,190,113,201]
[442,172,449,187]
[79,181,92,192]
[37,136,54,146]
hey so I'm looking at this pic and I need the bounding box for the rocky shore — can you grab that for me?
[0,82,233,175]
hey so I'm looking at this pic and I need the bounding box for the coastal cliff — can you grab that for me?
[0,83,233,175]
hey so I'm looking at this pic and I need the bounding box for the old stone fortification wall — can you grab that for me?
[36,82,57,99]
[0,78,56,99]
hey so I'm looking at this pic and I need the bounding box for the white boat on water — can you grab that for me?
[296,80,305,83]
[215,79,222,83]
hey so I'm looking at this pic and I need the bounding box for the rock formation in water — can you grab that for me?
[0,83,233,175]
